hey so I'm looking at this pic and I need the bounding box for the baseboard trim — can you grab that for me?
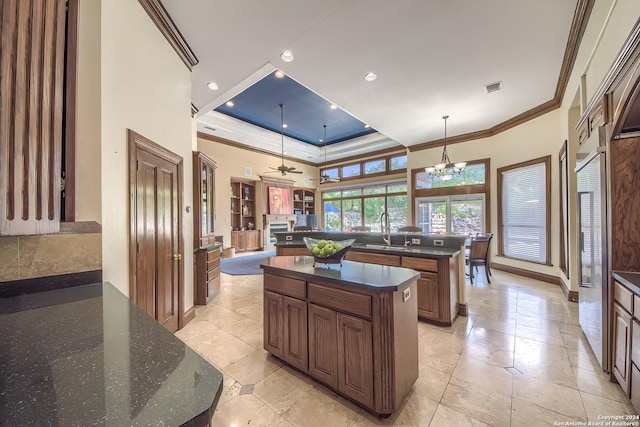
[0,270,102,298]
[490,262,578,302]
[183,305,196,327]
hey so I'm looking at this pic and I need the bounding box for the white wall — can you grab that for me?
[100,0,194,307]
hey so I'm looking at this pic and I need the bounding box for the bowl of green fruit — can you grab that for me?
[303,237,355,267]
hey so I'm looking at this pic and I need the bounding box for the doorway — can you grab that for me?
[128,130,184,332]
[415,195,485,235]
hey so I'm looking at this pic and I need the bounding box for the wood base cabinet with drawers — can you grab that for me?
[346,250,459,325]
[611,274,640,413]
[194,245,221,305]
[261,258,419,416]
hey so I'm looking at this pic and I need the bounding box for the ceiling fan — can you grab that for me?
[267,104,303,176]
[315,124,340,184]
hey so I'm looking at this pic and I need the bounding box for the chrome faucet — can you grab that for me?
[380,212,391,245]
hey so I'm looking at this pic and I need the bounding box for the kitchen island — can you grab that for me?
[274,231,465,325]
[0,282,223,426]
[260,256,419,416]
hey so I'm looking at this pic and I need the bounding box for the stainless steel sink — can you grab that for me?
[355,244,407,250]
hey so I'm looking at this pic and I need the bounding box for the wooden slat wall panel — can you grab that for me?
[0,0,64,235]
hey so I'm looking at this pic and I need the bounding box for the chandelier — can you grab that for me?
[425,115,466,181]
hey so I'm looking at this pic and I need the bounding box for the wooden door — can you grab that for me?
[417,272,439,320]
[129,130,183,333]
[264,291,284,358]
[284,296,308,372]
[308,303,338,388]
[337,313,373,408]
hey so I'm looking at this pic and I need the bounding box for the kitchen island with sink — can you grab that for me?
[260,255,419,416]
[274,231,465,325]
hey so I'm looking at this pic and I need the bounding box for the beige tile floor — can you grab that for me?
[175,262,638,426]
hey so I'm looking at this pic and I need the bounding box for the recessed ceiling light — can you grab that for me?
[226,101,234,107]
[364,72,377,82]
[319,139,324,142]
[330,104,338,110]
[283,124,288,128]
[364,124,370,128]
[275,70,285,78]
[280,50,294,62]
[207,81,219,91]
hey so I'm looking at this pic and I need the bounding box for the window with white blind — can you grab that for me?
[497,156,551,264]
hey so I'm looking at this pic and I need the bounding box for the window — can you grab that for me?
[320,152,406,184]
[322,183,407,231]
[559,142,569,277]
[390,155,407,171]
[415,163,486,189]
[416,195,485,235]
[412,158,490,235]
[364,159,386,174]
[498,156,551,264]
[341,163,361,178]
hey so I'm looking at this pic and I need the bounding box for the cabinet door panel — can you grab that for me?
[337,313,373,408]
[284,296,308,372]
[308,304,338,388]
[632,362,640,413]
[417,272,439,320]
[613,303,632,395]
[264,291,284,358]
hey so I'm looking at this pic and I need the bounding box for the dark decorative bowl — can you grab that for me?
[303,237,355,267]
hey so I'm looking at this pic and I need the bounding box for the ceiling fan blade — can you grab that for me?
[289,170,303,174]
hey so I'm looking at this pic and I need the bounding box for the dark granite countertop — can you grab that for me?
[351,244,460,258]
[612,271,640,295]
[0,282,223,426]
[194,242,222,253]
[274,241,459,258]
[260,256,420,292]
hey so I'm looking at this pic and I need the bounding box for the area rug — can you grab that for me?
[220,251,275,275]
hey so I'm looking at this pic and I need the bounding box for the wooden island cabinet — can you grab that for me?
[261,256,419,416]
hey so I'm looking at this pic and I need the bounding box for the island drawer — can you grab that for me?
[308,283,372,320]
[615,281,634,314]
[264,273,306,299]
[401,257,438,272]
[346,251,401,266]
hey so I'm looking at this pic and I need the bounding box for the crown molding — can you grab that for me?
[555,0,595,101]
[409,0,594,153]
[138,0,198,70]
[197,132,317,167]
[191,103,198,117]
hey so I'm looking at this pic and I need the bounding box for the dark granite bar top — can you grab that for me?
[613,271,640,295]
[0,282,223,426]
[351,244,460,258]
[274,241,459,258]
[261,256,420,292]
[194,241,223,253]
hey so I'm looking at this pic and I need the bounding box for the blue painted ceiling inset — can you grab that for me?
[214,72,375,146]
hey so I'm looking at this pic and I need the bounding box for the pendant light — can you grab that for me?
[425,115,466,181]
